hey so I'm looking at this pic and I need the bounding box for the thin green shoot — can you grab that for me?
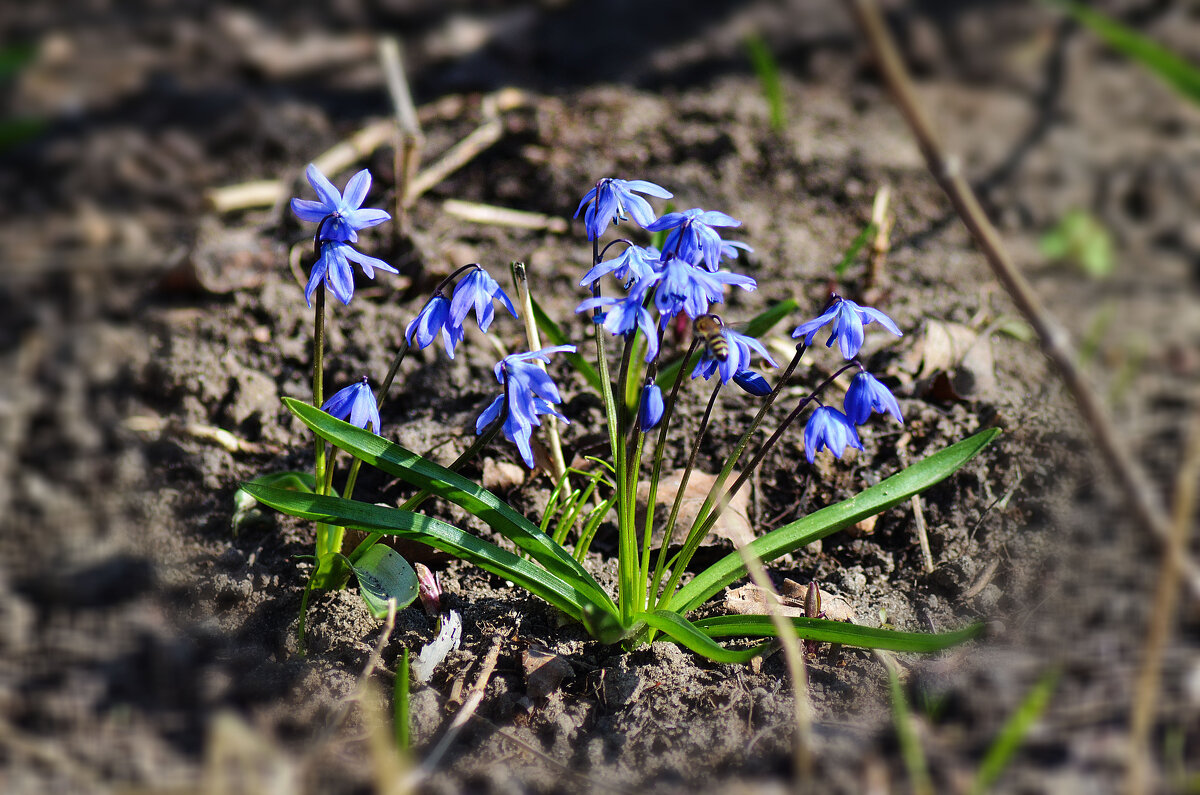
[1039,209,1113,278]
[1053,0,1200,105]
[970,669,1058,795]
[745,33,786,133]
[835,221,878,280]
[880,650,933,795]
[394,647,410,751]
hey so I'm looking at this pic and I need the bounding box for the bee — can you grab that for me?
[693,314,729,361]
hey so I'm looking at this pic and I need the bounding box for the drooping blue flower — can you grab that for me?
[791,295,902,360]
[321,377,381,435]
[691,326,777,384]
[580,245,661,289]
[475,345,576,468]
[803,406,863,463]
[644,208,741,271]
[405,294,465,358]
[291,164,391,244]
[653,255,756,324]
[574,178,673,241]
[576,283,660,363]
[639,383,665,431]
[732,370,772,397]
[304,240,399,306]
[450,266,518,334]
[844,371,904,425]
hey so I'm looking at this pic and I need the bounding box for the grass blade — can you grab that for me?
[636,610,770,664]
[242,483,594,621]
[670,428,1000,614]
[881,651,933,795]
[695,615,983,653]
[970,670,1058,795]
[1055,1,1200,105]
[285,398,617,616]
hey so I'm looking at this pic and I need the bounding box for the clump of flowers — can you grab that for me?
[243,164,997,661]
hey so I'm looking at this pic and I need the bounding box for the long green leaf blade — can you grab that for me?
[284,398,617,616]
[671,428,1000,614]
[531,297,603,392]
[694,615,983,653]
[242,483,592,621]
[1056,1,1200,105]
[636,610,770,664]
[970,670,1059,795]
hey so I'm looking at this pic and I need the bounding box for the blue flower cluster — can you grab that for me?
[405,265,517,359]
[477,346,576,468]
[573,177,768,395]
[291,165,398,306]
[574,175,906,466]
[791,295,904,462]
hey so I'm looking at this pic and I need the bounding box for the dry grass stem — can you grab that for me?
[849,0,1200,601]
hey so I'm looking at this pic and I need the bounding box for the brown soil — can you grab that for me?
[3,2,1198,793]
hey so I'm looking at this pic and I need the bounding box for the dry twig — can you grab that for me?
[849,0,1200,600]
[1127,406,1200,794]
[737,545,813,794]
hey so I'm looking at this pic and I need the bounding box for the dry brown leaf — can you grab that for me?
[636,469,754,553]
[481,457,525,491]
[522,645,573,700]
[911,319,998,401]
[725,580,855,623]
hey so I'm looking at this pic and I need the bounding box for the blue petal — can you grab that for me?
[306,164,342,210]
[291,198,330,222]
[342,169,371,210]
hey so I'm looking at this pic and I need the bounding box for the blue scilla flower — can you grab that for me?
[405,294,465,358]
[653,255,756,324]
[791,295,902,360]
[476,345,576,468]
[305,240,399,306]
[580,245,661,289]
[844,371,904,425]
[803,406,863,463]
[691,325,777,385]
[450,266,518,334]
[291,164,391,244]
[576,283,660,363]
[639,383,665,431]
[732,370,772,397]
[575,178,673,241]
[645,208,741,271]
[321,377,381,435]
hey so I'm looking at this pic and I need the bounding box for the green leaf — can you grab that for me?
[284,398,618,617]
[350,545,419,618]
[671,428,1000,614]
[835,221,878,279]
[636,610,771,663]
[1055,1,1200,106]
[531,297,602,392]
[744,33,785,133]
[971,670,1059,795]
[694,615,984,653]
[1039,210,1113,278]
[242,483,598,622]
[233,470,325,534]
[655,298,799,389]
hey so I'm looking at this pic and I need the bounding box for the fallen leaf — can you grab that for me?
[911,319,998,401]
[636,470,754,560]
[522,644,573,700]
[725,580,855,623]
[482,457,525,491]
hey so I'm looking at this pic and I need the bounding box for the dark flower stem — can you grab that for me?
[649,378,722,604]
[659,361,860,604]
[640,336,699,607]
